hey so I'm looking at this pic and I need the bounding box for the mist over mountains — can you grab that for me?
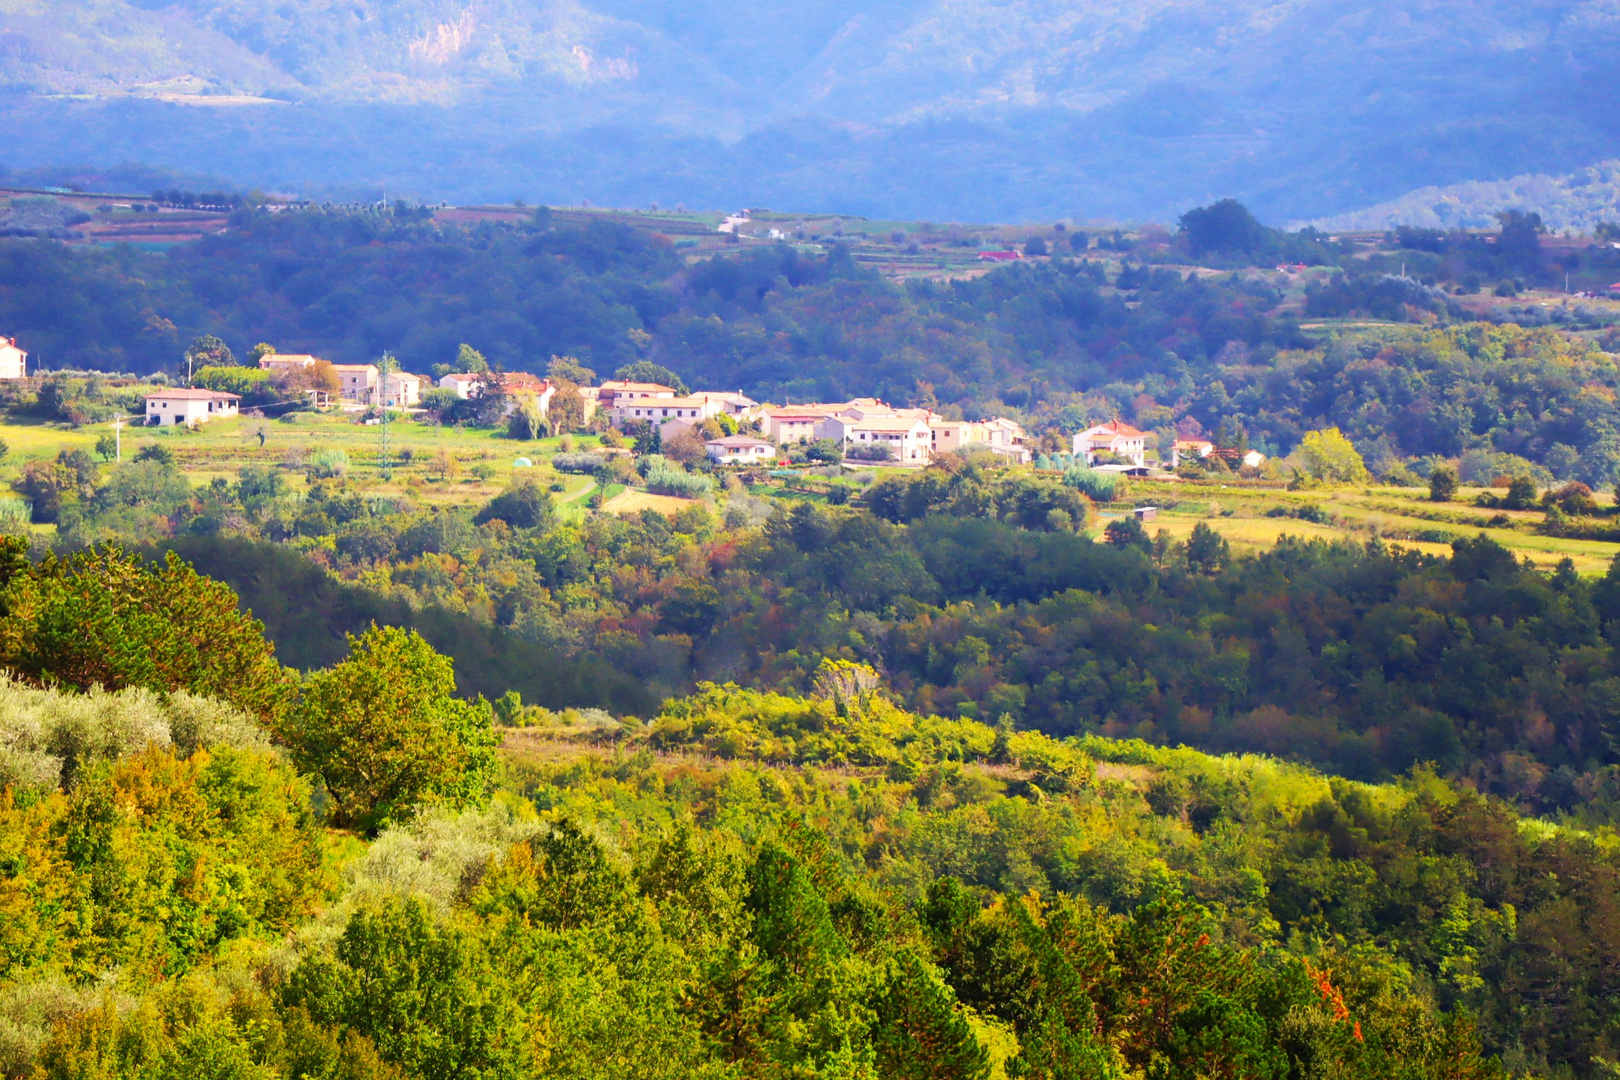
[5,0,1620,221]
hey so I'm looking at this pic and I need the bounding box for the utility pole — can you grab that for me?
[113,414,123,462]
[378,351,396,481]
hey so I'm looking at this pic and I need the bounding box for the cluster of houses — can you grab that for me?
[589,379,1031,466]
[1073,419,1265,473]
[29,337,1229,473]
[144,353,554,426]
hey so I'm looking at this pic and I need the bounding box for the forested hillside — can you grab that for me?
[111,467,1620,819]
[0,541,1612,1077]
[3,0,1619,218]
[1312,160,1620,233]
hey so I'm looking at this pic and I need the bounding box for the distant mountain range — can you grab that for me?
[5,0,1620,222]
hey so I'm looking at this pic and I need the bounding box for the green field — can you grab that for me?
[1095,478,1620,574]
[9,409,605,508]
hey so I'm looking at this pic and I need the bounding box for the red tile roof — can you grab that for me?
[1086,420,1147,438]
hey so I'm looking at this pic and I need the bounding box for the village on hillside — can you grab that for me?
[3,334,1275,475]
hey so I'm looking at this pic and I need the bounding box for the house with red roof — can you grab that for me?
[1074,420,1149,467]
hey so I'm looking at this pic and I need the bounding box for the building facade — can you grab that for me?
[1074,421,1148,467]
[822,414,933,463]
[145,388,240,426]
[705,435,777,464]
[332,364,380,404]
[0,337,27,379]
[381,371,423,407]
[611,395,724,427]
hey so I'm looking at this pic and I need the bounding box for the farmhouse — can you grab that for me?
[257,353,318,373]
[381,371,423,408]
[705,434,777,464]
[438,373,484,398]
[611,395,724,427]
[598,380,677,409]
[145,388,240,426]
[0,337,26,379]
[506,375,555,418]
[690,390,760,417]
[982,417,1030,461]
[1074,420,1148,468]
[822,413,933,463]
[764,411,824,445]
[331,363,379,404]
[928,419,986,455]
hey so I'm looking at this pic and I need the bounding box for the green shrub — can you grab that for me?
[0,497,30,531]
[552,452,606,474]
[1061,466,1120,502]
[306,448,349,479]
[644,464,714,498]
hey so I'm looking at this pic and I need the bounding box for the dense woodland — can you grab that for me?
[0,542,1612,1078]
[3,206,1620,479]
[17,443,1620,822]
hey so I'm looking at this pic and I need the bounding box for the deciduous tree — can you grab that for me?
[279,624,496,832]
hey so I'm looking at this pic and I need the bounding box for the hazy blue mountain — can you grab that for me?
[4,0,1619,221]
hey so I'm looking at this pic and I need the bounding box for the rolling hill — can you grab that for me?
[1309,159,1620,233]
[3,0,1620,221]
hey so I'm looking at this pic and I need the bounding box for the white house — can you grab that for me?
[822,413,933,463]
[1074,420,1149,468]
[690,390,760,417]
[490,373,556,418]
[984,417,1031,462]
[0,337,27,379]
[598,380,677,409]
[763,400,895,445]
[611,395,724,427]
[705,434,777,464]
[332,363,379,404]
[381,371,423,408]
[438,373,484,399]
[145,388,240,426]
[1241,449,1266,469]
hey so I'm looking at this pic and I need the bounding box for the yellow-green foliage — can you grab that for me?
[651,679,996,767]
[0,684,324,990]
